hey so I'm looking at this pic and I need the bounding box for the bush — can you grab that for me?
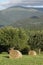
[0,26,43,53]
[0,26,28,51]
[28,30,43,53]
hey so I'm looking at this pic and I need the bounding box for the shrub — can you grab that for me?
[0,26,28,51]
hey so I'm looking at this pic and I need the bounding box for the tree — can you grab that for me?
[0,26,28,51]
[28,31,43,54]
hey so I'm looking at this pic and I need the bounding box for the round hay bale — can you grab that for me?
[28,50,37,56]
[9,48,22,59]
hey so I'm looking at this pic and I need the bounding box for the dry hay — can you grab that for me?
[9,48,22,59]
[28,50,37,56]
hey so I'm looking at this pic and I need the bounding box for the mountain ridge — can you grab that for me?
[0,6,43,30]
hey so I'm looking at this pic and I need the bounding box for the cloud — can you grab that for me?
[0,0,10,6]
[21,0,43,5]
[0,0,43,6]
[9,0,22,3]
[9,0,43,6]
[0,0,43,10]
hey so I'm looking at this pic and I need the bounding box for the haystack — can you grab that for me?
[9,48,22,59]
[28,50,37,56]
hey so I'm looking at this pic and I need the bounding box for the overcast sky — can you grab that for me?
[0,0,43,10]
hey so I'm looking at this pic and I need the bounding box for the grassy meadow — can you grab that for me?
[0,53,43,65]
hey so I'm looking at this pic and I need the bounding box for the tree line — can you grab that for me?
[0,26,43,53]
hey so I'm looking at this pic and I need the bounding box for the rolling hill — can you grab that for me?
[12,16,43,30]
[0,6,43,29]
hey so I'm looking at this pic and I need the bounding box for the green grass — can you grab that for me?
[0,54,43,65]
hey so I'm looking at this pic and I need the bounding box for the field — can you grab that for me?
[0,53,43,65]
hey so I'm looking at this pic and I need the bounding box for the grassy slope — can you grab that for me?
[12,17,43,30]
[0,54,43,65]
[0,7,43,26]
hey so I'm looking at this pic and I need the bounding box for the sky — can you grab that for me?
[0,0,43,10]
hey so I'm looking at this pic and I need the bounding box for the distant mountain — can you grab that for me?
[30,16,39,19]
[12,16,43,30]
[0,6,43,30]
[33,8,43,12]
[7,5,43,11]
[0,25,4,27]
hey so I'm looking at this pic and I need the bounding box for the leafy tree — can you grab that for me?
[0,26,28,51]
[28,31,43,53]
